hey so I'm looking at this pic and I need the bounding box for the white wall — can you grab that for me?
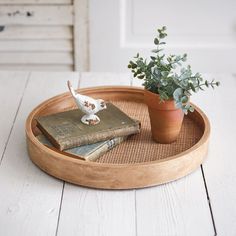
[89,0,236,73]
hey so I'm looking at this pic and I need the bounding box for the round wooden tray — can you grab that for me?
[26,86,210,189]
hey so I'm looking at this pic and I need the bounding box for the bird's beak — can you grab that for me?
[101,101,107,109]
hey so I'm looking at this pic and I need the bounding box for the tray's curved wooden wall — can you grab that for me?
[26,86,210,189]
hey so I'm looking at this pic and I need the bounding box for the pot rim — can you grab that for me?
[144,89,181,111]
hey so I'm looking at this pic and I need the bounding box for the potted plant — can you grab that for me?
[128,26,220,144]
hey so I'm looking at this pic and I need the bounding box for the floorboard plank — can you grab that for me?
[57,185,136,236]
[0,72,79,236]
[136,170,214,236]
[192,74,236,235]
[0,71,29,163]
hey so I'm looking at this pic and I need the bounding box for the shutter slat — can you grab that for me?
[0,39,72,52]
[0,52,73,64]
[0,0,72,4]
[0,26,72,40]
[0,6,73,25]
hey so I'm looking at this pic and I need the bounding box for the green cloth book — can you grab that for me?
[36,134,127,161]
[35,103,140,150]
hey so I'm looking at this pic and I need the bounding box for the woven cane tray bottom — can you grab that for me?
[97,101,202,164]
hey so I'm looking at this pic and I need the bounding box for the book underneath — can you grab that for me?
[37,134,127,161]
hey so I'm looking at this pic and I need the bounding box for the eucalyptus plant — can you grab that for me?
[128,26,220,114]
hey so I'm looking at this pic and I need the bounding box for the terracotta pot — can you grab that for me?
[144,89,184,143]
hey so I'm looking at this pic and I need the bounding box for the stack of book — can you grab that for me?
[35,102,140,161]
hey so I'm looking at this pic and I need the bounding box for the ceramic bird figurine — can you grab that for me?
[67,81,107,125]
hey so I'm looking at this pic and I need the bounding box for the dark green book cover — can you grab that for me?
[36,103,140,150]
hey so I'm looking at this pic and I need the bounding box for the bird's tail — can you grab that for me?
[67,80,77,98]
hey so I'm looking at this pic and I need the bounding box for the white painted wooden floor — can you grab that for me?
[0,71,235,236]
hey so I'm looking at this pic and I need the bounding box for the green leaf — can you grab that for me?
[154,38,159,45]
[190,83,196,92]
[159,33,165,39]
[150,56,156,61]
[161,71,169,77]
[185,103,190,109]
[137,75,145,79]
[152,49,159,53]
[199,86,204,91]
[160,79,168,86]
[137,68,142,74]
[173,88,183,100]
[189,106,194,112]
[181,96,188,103]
